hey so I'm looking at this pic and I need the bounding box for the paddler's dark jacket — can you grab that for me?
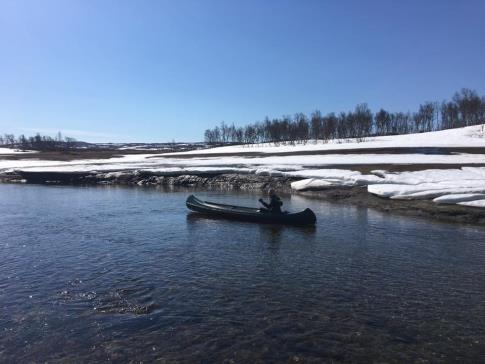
[260,194,283,213]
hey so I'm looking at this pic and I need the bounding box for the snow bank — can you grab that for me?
[391,187,485,200]
[459,200,485,208]
[286,169,385,188]
[287,167,485,209]
[291,179,338,191]
[255,168,284,177]
[369,183,485,199]
[366,168,485,207]
[433,194,485,204]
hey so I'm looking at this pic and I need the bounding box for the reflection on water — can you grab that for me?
[186,212,317,246]
[1,184,485,362]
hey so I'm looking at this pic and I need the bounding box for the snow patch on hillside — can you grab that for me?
[0,148,37,155]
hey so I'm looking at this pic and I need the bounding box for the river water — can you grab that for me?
[1,184,484,362]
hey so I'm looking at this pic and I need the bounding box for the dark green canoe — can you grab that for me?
[186,195,316,226]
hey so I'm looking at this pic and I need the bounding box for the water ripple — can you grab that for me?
[0,185,485,362]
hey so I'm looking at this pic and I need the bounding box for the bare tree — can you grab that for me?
[310,110,323,143]
[202,88,485,146]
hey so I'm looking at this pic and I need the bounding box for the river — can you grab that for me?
[1,184,484,362]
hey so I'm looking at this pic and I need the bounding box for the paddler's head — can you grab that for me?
[268,188,275,197]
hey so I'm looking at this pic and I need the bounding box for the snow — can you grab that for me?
[255,168,284,177]
[142,167,255,175]
[367,169,485,207]
[291,179,339,191]
[459,200,485,208]
[284,169,361,180]
[117,147,169,151]
[433,194,485,204]
[2,126,485,174]
[0,148,37,155]
[1,125,485,209]
[1,151,484,211]
[4,152,485,175]
[286,169,384,189]
[288,167,485,209]
[165,125,485,156]
[367,169,485,201]
[390,187,485,200]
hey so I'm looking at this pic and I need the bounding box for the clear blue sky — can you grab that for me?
[1,0,484,142]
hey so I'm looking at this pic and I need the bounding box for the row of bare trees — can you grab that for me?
[204,88,485,145]
[0,132,77,151]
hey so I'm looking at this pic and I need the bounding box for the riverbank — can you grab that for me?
[2,170,485,225]
[2,126,485,224]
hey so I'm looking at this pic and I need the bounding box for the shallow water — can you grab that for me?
[1,184,484,362]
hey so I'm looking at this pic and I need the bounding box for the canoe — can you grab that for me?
[186,195,317,226]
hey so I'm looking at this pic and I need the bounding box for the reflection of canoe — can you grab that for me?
[186,195,317,226]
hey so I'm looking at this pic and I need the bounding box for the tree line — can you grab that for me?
[204,88,485,145]
[0,132,78,151]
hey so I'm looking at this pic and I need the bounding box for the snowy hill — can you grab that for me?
[169,125,485,156]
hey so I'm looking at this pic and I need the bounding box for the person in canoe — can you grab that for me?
[259,188,283,213]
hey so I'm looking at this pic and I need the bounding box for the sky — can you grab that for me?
[1,0,484,142]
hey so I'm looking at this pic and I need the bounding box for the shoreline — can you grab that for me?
[2,170,485,225]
